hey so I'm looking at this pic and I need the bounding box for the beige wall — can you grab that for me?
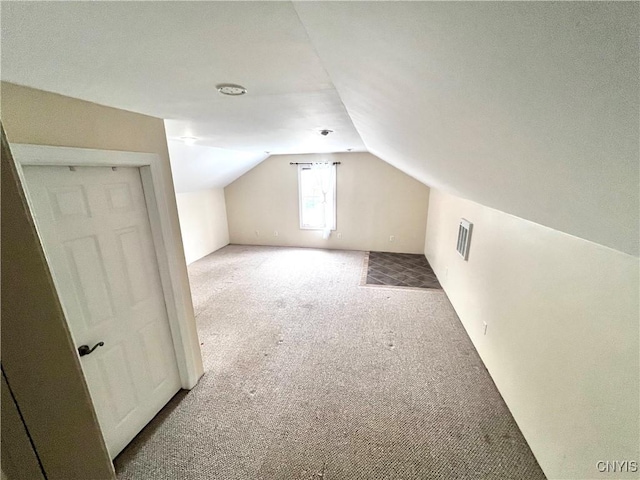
[0,82,202,478]
[225,152,430,253]
[424,189,639,480]
[1,373,44,480]
[176,188,229,264]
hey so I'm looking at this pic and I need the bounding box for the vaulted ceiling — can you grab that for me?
[1,2,637,255]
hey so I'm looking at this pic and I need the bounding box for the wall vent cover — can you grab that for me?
[457,218,473,260]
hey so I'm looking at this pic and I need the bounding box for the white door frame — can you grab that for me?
[10,143,202,390]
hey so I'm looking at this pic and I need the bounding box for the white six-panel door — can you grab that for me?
[22,165,182,459]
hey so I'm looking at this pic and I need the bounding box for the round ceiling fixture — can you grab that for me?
[216,83,247,96]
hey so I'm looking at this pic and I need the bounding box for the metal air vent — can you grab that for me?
[457,219,473,260]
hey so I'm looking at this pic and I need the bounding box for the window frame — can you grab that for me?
[297,164,337,231]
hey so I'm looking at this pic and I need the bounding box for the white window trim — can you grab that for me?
[298,164,337,231]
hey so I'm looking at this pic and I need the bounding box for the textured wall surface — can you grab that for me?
[425,188,639,479]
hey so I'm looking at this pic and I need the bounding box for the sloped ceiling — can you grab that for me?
[294,2,638,256]
[166,139,269,194]
[1,2,637,255]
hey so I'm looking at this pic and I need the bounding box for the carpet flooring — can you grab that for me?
[115,245,545,479]
[365,252,441,289]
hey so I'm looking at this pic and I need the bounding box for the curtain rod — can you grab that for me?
[289,162,341,165]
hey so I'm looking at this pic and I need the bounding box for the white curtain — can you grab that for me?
[311,162,336,237]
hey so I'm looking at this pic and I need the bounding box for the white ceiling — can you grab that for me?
[166,138,268,194]
[294,1,639,256]
[0,0,365,191]
[1,2,637,255]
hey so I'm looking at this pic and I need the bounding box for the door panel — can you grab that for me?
[64,235,116,326]
[96,345,139,425]
[116,226,151,304]
[138,319,170,389]
[49,184,91,218]
[105,182,134,212]
[22,165,181,459]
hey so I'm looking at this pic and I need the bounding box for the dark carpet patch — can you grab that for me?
[366,251,441,289]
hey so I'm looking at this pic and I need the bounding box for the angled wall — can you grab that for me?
[176,188,230,265]
[1,126,115,478]
[1,82,203,478]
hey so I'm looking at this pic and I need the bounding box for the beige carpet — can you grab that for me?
[115,245,545,479]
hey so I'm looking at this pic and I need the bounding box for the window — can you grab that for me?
[298,163,336,230]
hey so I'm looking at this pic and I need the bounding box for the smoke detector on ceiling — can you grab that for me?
[216,83,247,96]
